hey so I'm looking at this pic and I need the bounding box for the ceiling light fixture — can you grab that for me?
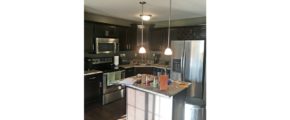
[140,15,152,21]
[164,0,173,55]
[139,1,151,21]
[138,1,146,54]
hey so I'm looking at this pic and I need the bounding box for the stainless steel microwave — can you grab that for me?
[95,38,119,54]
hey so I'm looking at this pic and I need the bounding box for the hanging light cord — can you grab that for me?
[140,1,145,46]
[141,3,144,46]
[167,0,171,47]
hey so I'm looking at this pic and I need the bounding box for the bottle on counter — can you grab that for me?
[152,77,157,88]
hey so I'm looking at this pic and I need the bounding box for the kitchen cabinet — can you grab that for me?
[150,26,206,50]
[118,27,128,51]
[118,26,138,51]
[84,21,95,53]
[125,67,135,78]
[152,67,170,77]
[199,25,206,40]
[84,73,103,105]
[94,23,118,38]
[134,67,153,75]
[125,24,138,51]
[171,25,206,40]
[152,67,165,75]
[84,21,138,53]
[150,28,168,51]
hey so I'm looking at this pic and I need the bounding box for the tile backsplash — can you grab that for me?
[119,50,171,65]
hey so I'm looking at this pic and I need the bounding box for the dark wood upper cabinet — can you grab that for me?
[117,27,129,51]
[168,25,206,40]
[126,24,138,51]
[151,28,168,51]
[85,20,206,53]
[84,22,95,53]
[84,21,138,53]
[94,23,118,38]
[118,25,137,51]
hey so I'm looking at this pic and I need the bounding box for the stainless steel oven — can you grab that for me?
[95,38,119,54]
[102,70,125,105]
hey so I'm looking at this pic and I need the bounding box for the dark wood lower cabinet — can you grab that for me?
[84,73,103,105]
[134,67,153,75]
[125,67,135,77]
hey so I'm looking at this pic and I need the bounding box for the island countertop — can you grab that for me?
[119,64,171,70]
[122,76,190,97]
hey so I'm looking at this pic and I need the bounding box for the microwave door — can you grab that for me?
[95,38,119,54]
[96,43,114,54]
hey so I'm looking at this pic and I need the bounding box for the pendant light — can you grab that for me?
[164,0,173,55]
[138,1,146,54]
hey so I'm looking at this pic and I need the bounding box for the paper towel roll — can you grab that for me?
[114,56,119,66]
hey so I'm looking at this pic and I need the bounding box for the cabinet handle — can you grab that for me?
[99,82,102,87]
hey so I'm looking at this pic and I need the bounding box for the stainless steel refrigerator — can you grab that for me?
[170,40,205,120]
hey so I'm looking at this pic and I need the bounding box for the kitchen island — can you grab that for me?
[123,75,190,120]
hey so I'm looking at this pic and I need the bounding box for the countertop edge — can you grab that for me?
[120,65,171,69]
[127,85,172,98]
[84,71,103,76]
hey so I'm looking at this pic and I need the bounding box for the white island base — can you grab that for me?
[126,86,187,120]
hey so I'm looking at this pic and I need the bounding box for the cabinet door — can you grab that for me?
[151,28,168,51]
[127,26,137,51]
[104,25,117,38]
[84,74,102,105]
[171,26,206,40]
[159,96,173,120]
[125,67,135,77]
[94,23,105,37]
[199,25,206,40]
[118,27,129,51]
[94,23,118,38]
[84,22,95,53]
[127,88,136,120]
[151,29,163,51]
[135,67,153,75]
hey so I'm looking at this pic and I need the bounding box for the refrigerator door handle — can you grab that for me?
[183,52,187,81]
[181,41,186,81]
[181,55,183,81]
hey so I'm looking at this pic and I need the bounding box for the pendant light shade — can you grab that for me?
[139,46,146,54]
[138,1,147,54]
[164,0,173,55]
[164,47,172,55]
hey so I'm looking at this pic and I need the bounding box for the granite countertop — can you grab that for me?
[119,64,171,70]
[84,70,103,76]
[121,76,190,97]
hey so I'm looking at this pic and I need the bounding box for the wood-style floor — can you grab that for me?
[85,98,126,120]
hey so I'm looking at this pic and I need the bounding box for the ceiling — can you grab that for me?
[84,0,206,22]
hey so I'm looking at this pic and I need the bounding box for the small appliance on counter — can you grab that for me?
[114,56,119,69]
